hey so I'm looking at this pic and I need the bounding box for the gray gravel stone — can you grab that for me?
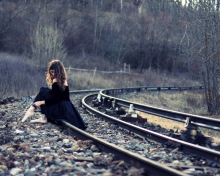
[0,94,219,176]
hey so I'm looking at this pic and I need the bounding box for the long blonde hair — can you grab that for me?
[46,60,67,91]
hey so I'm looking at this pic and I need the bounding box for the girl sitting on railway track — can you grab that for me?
[21,60,87,130]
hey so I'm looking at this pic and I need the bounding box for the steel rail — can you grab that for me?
[69,89,100,94]
[99,88,220,131]
[69,86,204,95]
[61,121,190,176]
[101,86,204,93]
[82,94,220,165]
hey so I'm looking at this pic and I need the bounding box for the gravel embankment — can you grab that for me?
[0,94,143,176]
[0,93,219,176]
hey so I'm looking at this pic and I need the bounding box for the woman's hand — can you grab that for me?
[31,101,45,107]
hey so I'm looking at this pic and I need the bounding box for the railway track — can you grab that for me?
[1,86,220,175]
[100,88,220,131]
[99,87,220,132]
[67,86,220,176]
[97,87,220,144]
[63,121,188,176]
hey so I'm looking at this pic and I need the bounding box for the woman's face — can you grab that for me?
[50,69,56,79]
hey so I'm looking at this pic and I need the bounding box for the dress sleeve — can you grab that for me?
[45,83,63,105]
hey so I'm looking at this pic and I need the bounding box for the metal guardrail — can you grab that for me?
[69,86,204,95]
[69,89,101,94]
[100,86,204,93]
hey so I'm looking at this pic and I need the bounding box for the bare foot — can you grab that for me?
[30,116,47,123]
[21,106,35,122]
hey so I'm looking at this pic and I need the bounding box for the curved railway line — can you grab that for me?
[99,87,220,132]
[67,86,220,175]
[1,86,220,175]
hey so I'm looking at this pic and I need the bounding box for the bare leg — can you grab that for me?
[30,115,47,123]
[21,106,35,122]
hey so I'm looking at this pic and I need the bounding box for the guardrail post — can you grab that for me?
[97,93,102,102]
[184,117,198,135]
[68,66,71,73]
[111,100,116,109]
[124,63,126,72]
[93,67,97,78]
[114,100,118,108]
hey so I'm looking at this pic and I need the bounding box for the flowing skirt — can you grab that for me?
[34,87,87,130]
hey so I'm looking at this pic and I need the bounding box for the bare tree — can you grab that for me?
[30,10,67,68]
[176,0,220,115]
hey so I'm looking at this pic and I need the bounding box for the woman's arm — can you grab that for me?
[31,101,45,107]
[32,79,67,106]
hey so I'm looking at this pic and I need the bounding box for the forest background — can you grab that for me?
[0,0,219,115]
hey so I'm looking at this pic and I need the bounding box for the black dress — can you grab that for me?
[34,82,87,130]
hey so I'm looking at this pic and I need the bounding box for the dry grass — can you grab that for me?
[128,90,207,115]
[0,53,45,99]
[139,112,186,131]
[0,52,202,99]
[68,72,117,90]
